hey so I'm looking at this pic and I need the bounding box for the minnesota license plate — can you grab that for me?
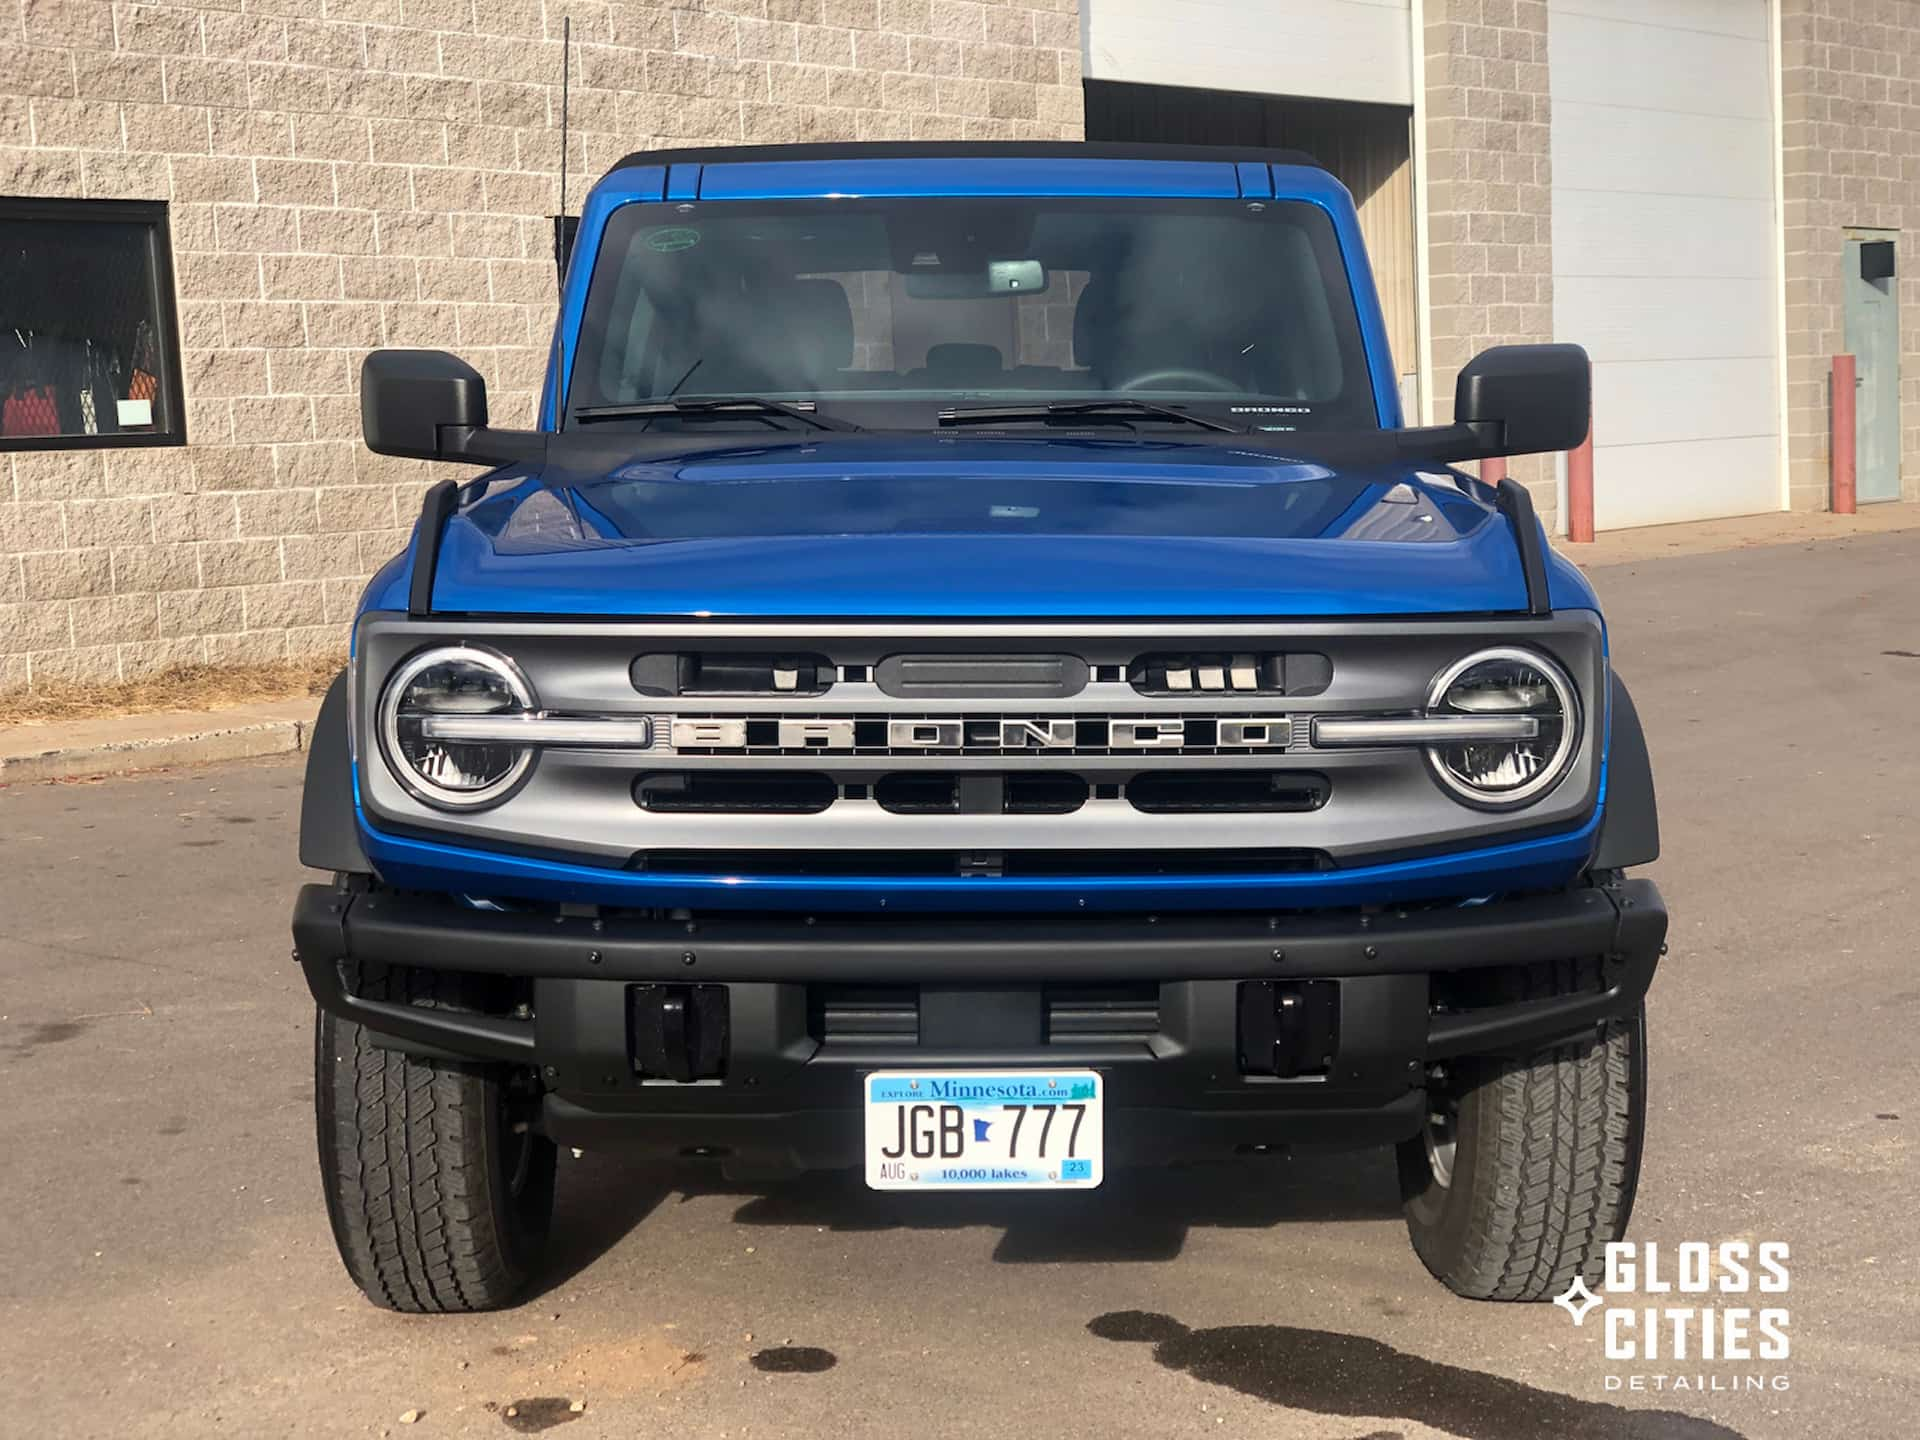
[863,1070,1103,1190]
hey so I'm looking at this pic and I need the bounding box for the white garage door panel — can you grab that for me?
[1082,0,1412,107]
[1552,0,1765,40]
[1555,192,1775,281]
[1592,436,1782,531]
[1592,358,1779,449]
[1551,13,1769,117]
[1552,102,1774,200]
[1550,0,1781,529]
[1556,278,1775,366]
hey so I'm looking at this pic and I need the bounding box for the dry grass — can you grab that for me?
[0,653,343,727]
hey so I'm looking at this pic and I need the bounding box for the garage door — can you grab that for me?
[1549,0,1782,529]
[1083,0,1412,108]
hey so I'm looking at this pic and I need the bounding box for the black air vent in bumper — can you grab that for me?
[632,848,1332,878]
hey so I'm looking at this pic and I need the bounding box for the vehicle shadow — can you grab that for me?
[531,1147,1403,1287]
[733,1149,1404,1263]
[529,1159,679,1299]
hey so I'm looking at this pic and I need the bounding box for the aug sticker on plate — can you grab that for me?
[864,1070,1103,1190]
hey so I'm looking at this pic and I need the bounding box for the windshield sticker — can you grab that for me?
[645,226,702,254]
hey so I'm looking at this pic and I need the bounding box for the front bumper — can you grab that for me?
[292,879,1665,1168]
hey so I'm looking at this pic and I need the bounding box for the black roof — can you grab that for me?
[605,139,1325,177]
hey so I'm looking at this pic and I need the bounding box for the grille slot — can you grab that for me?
[631,652,832,697]
[635,771,837,814]
[1127,771,1330,814]
[873,772,1089,815]
[1130,651,1332,697]
[631,848,1331,877]
[1045,984,1161,1043]
[875,653,1088,698]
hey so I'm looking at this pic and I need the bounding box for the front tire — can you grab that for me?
[1398,957,1646,1300]
[315,964,555,1313]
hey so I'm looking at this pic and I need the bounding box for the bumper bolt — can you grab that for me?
[1271,948,1285,962]
[681,951,696,966]
[1364,945,1379,960]
[587,949,603,965]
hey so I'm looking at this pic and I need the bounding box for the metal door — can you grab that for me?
[1844,236,1901,503]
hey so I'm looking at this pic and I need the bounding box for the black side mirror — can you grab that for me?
[361,349,543,467]
[1455,343,1591,456]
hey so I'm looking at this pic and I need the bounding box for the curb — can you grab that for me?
[0,711,315,787]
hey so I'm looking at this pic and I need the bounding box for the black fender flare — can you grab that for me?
[299,670,372,875]
[1593,671,1659,870]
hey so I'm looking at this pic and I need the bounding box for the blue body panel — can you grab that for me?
[370,146,1609,912]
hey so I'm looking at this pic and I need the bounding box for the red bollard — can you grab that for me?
[1832,354,1857,515]
[1567,413,1595,544]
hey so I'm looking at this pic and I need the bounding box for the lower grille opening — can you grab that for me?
[810,984,1160,1049]
[1045,984,1160,1042]
[811,985,918,1046]
[1127,771,1330,814]
[635,771,837,814]
[632,848,1333,877]
[874,772,1089,815]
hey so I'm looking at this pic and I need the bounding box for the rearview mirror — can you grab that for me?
[361,349,543,467]
[904,259,1048,300]
[1454,344,1591,456]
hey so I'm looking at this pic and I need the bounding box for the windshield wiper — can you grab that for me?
[937,399,1242,434]
[572,398,859,432]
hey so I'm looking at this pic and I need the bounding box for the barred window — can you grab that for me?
[0,198,185,450]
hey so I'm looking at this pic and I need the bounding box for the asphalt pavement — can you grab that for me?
[2,530,1915,1439]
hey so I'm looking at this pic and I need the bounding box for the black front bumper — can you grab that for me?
[293,879,1665,1167]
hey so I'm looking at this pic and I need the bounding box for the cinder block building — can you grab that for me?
[0,0,1915,691]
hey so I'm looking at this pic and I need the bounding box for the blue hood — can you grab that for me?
[378,436,1593,620]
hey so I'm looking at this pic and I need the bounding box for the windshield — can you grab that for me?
[566,197,1379,432]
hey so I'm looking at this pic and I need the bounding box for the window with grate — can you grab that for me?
[0,198,186,450]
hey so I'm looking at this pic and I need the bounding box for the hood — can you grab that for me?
[397,436,1569,620]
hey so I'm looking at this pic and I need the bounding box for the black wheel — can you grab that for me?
[1397,958,1646,1301]
[314,963,555,1313]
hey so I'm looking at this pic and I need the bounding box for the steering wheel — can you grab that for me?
[1116,367,1241,394]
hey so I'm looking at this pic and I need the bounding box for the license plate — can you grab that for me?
[863,1070,1103,1190]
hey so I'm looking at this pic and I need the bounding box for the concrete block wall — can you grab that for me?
[0,0,1085,692]
[1419,0,1558,527]
[1779,0,1920,511]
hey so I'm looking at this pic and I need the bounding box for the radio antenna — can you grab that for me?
[550,15,571,431]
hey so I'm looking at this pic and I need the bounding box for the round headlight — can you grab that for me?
[378,646,535,809]
[1426,647,1579,807]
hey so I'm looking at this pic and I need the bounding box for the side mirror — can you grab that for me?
[361,349,543,467]
[1454,343,1591,456]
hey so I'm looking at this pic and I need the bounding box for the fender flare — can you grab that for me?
[299,671,372,875]
[1593,671,1659,870]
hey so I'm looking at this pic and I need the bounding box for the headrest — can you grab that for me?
[922,342,1003,381]
[779,278,854,371]
[1072,280,1110,369]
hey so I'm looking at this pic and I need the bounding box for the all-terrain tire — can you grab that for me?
[1397,957,1646,1301]
[315,962,555,1313]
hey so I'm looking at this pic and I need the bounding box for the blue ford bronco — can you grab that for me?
[292,142,1665,1313]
